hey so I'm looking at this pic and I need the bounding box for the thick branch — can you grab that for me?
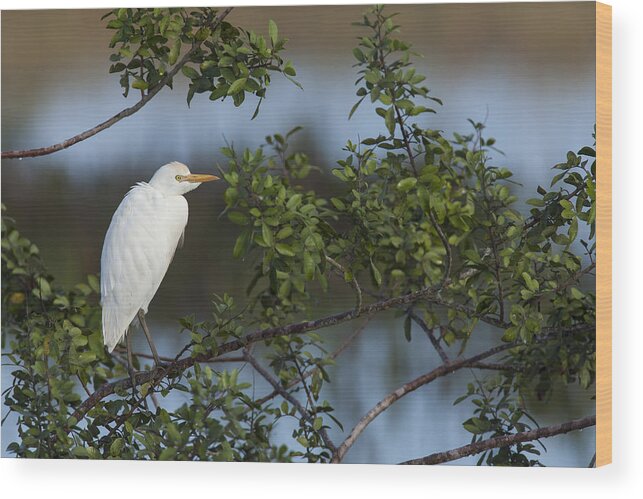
[1,7,233,160]
[400,415,596,465]
[330,324,592,464]
[330,341,517,463]
[70,285,441,423]
[69,276,592,428]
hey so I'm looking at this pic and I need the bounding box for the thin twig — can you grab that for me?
[408,310,449,363]
[552,262,597,295]
[1,7,234,160]
[243,349,337,453]
[588,453,597,468]
[522,184,585,231]
[325,255,363,313]
[253,317,371,407]
[400,415,596,465]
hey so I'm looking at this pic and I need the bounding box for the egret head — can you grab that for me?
[149,161,219,195]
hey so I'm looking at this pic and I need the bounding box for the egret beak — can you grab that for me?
[182,174,220,183]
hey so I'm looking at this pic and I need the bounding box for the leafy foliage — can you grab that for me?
[2,6,596,465]
[455,376,544,467]
[105,7,298,115]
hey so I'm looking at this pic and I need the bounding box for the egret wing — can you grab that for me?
[100,184,188,351]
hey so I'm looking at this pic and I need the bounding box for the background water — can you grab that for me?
[1,3,596,465]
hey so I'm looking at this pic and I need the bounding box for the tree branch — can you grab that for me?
[243,349,337,453]
[522,184,585,231]
[326,255,362,313]
[330,341,517,463]
[69,274,592,430]
[70,285,441,424]
[1,7,233,160]
[408,310,449,363]
[330,325,592,463]
[253,317,371,407]
[399,415,595,465]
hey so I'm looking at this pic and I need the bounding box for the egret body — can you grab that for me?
[100,161,218,365]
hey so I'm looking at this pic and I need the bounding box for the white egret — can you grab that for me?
[100,161,219,374]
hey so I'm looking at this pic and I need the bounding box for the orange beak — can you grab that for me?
[182,173,220,183]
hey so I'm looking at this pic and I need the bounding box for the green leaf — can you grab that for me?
[159,447,177,461]
[227,77,248,95]
[227,211,249,225]
[268,19,278,46]
[403,315,412,342]
[276,226,294,240]
[303,251,315,280]
[502,327,517,342]
[131,78,149,90]
[181,66,199,80]
[577,146,596,157]
[286,193,302,210]
[521,272,539,292]
[262,223,274,247]
[313,417,323,431]
[109,438,125,457]
[352,47,366,62]
[364,70,379,84]
[397,177,417,192]
[348,97,365,120]
[233,231,250,258]
[87,274,100,293]
[384,106,396,135]
[168,38,181,65]
[210,85,229,101]
[370,260,382,286]
[283,61,296,77]
[275,243,295,257]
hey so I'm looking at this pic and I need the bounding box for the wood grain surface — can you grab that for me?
[596,1,612,467]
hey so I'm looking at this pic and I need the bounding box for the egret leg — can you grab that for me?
[137,309,161,366]
[126,327,137,397]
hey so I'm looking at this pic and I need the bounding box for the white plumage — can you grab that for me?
[100,161,219,355]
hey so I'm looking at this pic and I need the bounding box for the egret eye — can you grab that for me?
[175,175,182,181]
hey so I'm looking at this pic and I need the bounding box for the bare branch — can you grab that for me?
[468,361,523,373]
[330,325,592,463]
[408,310,449,363]
[1,8,233,160]
[331,341,518,463]
[400,415,595,465]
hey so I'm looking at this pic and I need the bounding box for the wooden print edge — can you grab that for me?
[595,0,612,467]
